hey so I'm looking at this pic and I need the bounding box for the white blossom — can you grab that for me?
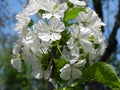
[60,59,86,80]
[69,0,86,7]
[12,40,22,55]
[31,59,43,79]
[11,57,22,72]
[23,31,50,54]
[77,7,104,29]
[33,17,65,41]
[67,24,95,55]
[67,24,105,62]
[25,0,67,19]
[24,0,41,15]
[22,47,49,79]
[15,11,30,35]
[40,0,67,19]
[31,59,49,79]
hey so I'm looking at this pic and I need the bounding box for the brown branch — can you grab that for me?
[100,1,120,61]
[93,0,104,32]
[47,47,56,90]
[93,0,120,62]
[48,64,54,90]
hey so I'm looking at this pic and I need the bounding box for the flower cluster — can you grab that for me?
[11,0,106,81]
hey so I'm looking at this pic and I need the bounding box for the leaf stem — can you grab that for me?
[56,42,67,60]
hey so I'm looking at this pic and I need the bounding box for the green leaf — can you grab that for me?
[64,8,86,23]
[27,19,34,27]
[54,59,67,69]
[54,59,67,82]
[83,62,120,90]
[60,29,71,46]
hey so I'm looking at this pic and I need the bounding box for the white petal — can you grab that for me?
[55,3,67,18]
[11,58,21,72]
[77,7,103,29]
[12,42,22,54]
[40,0,55,12]
[69,0,86,6]
[42,13,53,19]
[79,27,94,39]
[70,46,79,57]
[31,58,43,79]
[81,40,95,54]
[77,12,88,25]
[71,67,82,79]
[67,38,75,49]
[51,33,61,41]
[71,24,80,37]
[25,0,41,15]
[50,17,65,32]
[15,11,30,34]
[35,73,43,79]
[70,59,78,65]
[60,64,71,80]
[54,14,61,20]
[25,31,35,44]
[33,20,49,33]
[74,59,86,68]
[32,70,43,79]
[38,33,51,41]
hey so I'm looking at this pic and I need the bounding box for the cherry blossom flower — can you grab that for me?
[15,11,30,35]
[76,7,105,29]
[23,31,50,54]
[25,0,41,15]
[60,59,86,80]
[33,17,65,41]
[40,0,67,19]
[11,57,22,72]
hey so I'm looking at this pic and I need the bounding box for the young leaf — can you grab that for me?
[64,8,86,23]
[54,59,67,69]
[83,62,120,90]
[27,19,34,27]
[54,59,68,82]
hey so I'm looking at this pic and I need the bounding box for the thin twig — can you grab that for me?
[47,47,56,90]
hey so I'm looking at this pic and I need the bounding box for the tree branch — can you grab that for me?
[47,47,56,90]
[48,64,54,90]
[93,0,104,32]
[100,1,120,61]
[93,0,120,62]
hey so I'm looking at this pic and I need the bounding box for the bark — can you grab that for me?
[93,0,120,62]
[48,64,54,90]
[48,47,56,90]
[100,1,120,61]
[93,0,104,32]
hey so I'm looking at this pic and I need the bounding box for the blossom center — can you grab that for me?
[81,21,90,26]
